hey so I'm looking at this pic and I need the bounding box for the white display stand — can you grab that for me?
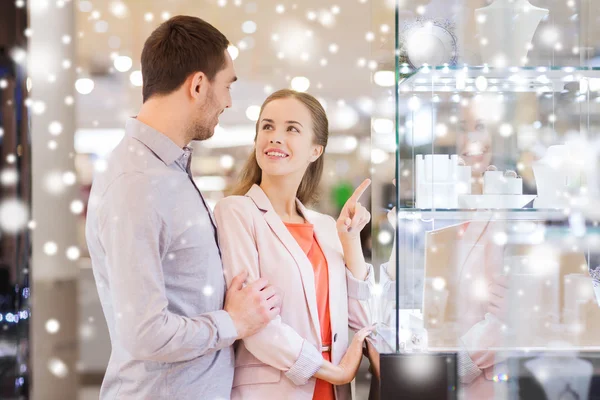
[533,145,583,208]
[483,171,522,195]
[415,154,471,209]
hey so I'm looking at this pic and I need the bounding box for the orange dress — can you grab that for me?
[285,222,336,400]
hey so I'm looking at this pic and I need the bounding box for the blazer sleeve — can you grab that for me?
[214,198,323,386]
[322,215,377,331]
[346,265,376,331]
[458,224,508,383]
[458,313,506,383]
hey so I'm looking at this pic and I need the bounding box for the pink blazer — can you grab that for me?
[214,184,374,400]
[454,221,507,399]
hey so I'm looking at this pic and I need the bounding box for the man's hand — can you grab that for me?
[224,271,282,339]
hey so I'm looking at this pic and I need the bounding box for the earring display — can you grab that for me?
[482,170,521,195]
[458,167,536,209]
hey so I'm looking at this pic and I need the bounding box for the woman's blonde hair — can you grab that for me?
[230,89,329,204]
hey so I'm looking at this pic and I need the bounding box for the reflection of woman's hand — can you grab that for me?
[385,179,398,280]
[387,179,397,228]
[387,207,396,229]
[364,339,380,379]
[487,275,509,321]
[337,179,371,243]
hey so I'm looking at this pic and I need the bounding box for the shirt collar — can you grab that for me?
[126,117,186,166]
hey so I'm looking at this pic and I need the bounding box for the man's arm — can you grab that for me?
[97,174,237,363]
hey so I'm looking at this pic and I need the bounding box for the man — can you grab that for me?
[85,16,281,399]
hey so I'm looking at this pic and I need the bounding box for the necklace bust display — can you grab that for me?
[475,0,549,67]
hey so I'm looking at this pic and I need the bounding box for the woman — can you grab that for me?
[214,89,375,400]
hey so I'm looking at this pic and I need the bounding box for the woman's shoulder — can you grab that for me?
[214,195,257,216]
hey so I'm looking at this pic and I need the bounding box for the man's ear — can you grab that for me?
[189,71,206,99]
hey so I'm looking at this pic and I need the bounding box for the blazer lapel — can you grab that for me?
[246,185,321,341]
[457,220,491,272]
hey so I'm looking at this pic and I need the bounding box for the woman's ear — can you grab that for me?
[309,145,324,162]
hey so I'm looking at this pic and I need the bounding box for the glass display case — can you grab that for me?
[369,1,600,399]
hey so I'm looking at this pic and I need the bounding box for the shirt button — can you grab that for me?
[333,333,337,342]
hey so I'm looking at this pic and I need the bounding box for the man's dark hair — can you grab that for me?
[140,15,229,102]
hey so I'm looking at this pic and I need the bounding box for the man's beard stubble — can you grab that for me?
[187,89,218,142]
[186,117,214,142]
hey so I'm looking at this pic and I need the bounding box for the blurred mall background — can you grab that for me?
[1,0,398,398]
[70,1,395,399]
[1,0,600,399]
